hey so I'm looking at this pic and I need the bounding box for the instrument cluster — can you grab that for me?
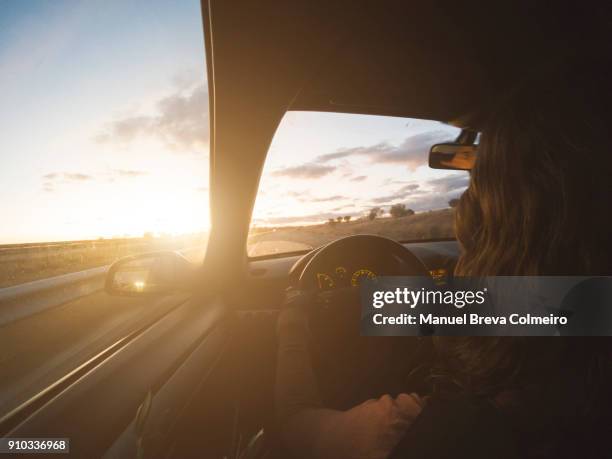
[315,266,377,290]
[315,266,449,290]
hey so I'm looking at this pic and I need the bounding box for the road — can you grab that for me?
[247,240,312,257]
[0,241,306,418]
[0,248,206,418]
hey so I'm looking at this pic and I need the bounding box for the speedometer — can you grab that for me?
[351,269,377,286]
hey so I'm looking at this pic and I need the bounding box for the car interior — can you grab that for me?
[0,1,607,458]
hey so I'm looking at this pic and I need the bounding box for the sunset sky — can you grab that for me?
[0,0,467,244]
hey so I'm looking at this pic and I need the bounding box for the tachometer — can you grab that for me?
[351,269,377,286]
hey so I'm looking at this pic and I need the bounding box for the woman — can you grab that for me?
[275,54,611,458]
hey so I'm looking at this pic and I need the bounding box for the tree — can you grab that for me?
[368,207,383,221]
[327,218,336,226]
[343,215,351,222]
[336,216,343,223]
[389,203,414,218]
[448,198,460,208]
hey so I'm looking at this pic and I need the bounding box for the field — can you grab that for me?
[247,208,455,256]
[0,234,207,288]
[0,209,454,287]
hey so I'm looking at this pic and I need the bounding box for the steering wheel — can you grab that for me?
[289,235,430,408]
[295,234,428,288]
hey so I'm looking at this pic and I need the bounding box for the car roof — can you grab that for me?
[204,1,607,129]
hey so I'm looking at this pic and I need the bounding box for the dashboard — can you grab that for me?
[243,240,460,309]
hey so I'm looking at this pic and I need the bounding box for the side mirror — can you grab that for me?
[428,143,477,171]
[105,251,195,296]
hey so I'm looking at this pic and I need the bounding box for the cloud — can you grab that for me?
[41,172,92,192]
[369,183,422,204]
[311,131,454,170]
[63,173,93,181]
[314,143,389,164]
[399,183,420,192]
[285,190,305,197]
[43,172,95,183]
[280,190,343,202]
[272,163,336,179]
[94,116,150,144]
[270,130,449,179]
[155,85,209,150]
[113,169,148,178]
[427,174,469,193]
[278,131,455,179]
[41,169,148,191]
[315,150,356,162]
[386,174,468,210]
[367,176,468,211]
[369,131,453,169]
[311,195,349,202]
[171,68,204,91]
[42,182,55,193]
[371,193,412,204]
[95,84,209,152]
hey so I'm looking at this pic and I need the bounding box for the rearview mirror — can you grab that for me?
[428,143,477,171]
[105,251,195,296]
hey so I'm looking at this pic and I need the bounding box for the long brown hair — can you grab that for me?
[433,56,612,452]
[455,56,612,277]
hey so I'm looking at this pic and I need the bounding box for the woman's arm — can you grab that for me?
[275,289,424,459]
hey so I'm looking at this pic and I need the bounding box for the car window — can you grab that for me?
[248,112,467,257]
[0,0,209,417]
[0,0,209,287]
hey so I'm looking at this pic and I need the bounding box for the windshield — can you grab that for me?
[248,112,468,256]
